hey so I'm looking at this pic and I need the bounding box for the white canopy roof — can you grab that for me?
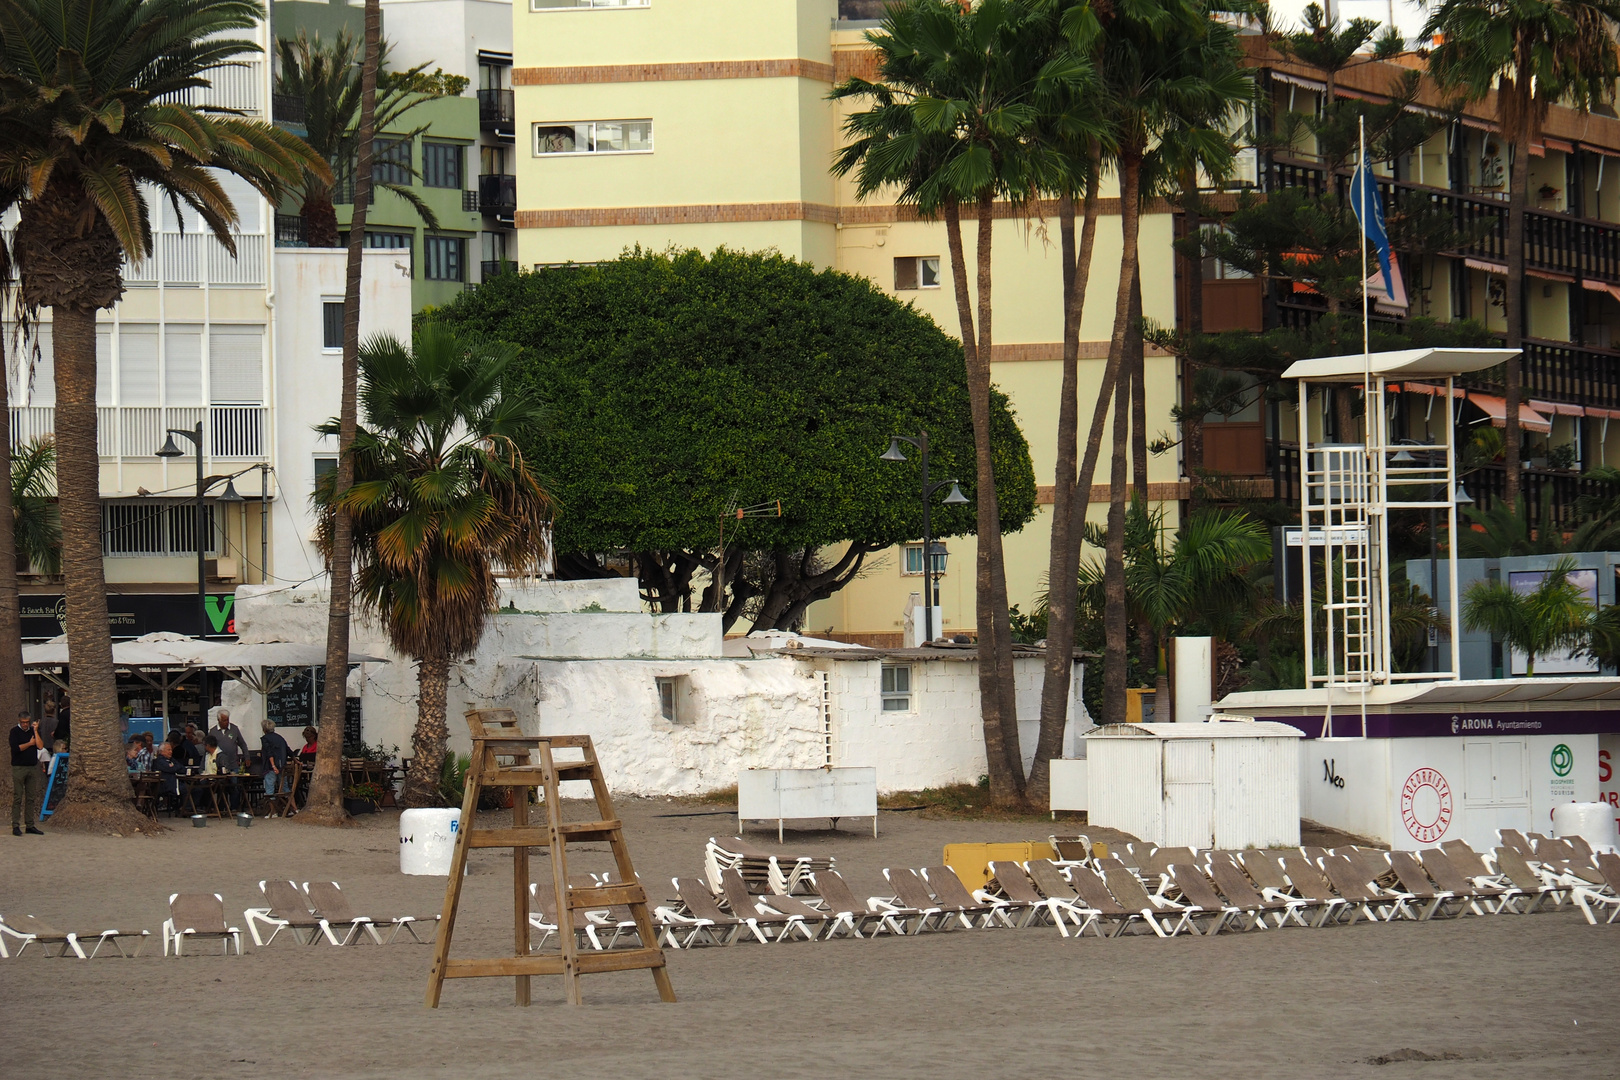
[1282,347,1520,383]
[1088,720,1304,739]
[197,641,390,669]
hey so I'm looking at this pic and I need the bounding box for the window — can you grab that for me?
[209,327,264,403]
[894,256,940,291]
[534,0,649,9]
[424,236,465,282]
[479,62,511,92]
[655,676,688,723]
[314,457,338,483]
[481,145,509,175]
[422,142,464,189]
[902,543,947,576]
[534,120,652,156]
[880,664,912,712]
[322,302,344,350]
[102,501,218,557]
[374,137,412,186]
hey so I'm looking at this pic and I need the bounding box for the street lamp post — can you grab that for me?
[881,431,968,645]
[157,423,245,639]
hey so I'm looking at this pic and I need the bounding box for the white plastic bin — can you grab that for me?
[1552,802,1620,854]
[399,808,461,875]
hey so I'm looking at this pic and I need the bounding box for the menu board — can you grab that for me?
[40,753,68,818]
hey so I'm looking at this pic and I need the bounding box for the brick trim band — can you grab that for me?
[517,198,1221,231]
[513,58,837,86]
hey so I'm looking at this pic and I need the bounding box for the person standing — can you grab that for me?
[212,709,249,772]
[50,694,70,751]
[10,711,46,835]
[260,719,292,816]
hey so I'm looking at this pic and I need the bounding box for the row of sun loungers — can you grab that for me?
[632,830,1620,948]
[0,883,439,959]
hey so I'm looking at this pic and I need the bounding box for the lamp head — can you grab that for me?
[156,434,184,458]
[217,479,244,503]
[1454,482,1474,506]
[1389,449,1417,464]
[942,481,969,505]
[879,437,907,463]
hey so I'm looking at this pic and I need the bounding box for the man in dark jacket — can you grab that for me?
[260,719,292,815]
[10,711,45,835]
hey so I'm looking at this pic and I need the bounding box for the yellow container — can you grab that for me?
[942,841,1058,891]
[1125,687,1158,723]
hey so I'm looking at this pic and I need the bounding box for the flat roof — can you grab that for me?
[1281,347,1519,383]
[1221,677,1620,711]
[1088,721,1304,739]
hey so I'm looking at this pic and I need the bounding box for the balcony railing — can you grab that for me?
[272,93,306,127]
[1268,158,1620,286]
[121,231,266,287]
[275,213,307,247]
[478,89,514,132]
[10,406,267,461]
[478,173,517,215]
[157,60,264,115]
[1463,462,1620,523]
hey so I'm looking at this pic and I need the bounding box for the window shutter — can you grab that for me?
[96,328,113,405]
[165,325,203,405]
[209,326,264,403]
[119,325,160,406]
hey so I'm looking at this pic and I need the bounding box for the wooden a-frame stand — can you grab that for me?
[425,709,675,1007]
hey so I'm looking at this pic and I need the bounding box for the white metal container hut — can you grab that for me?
[1086,720,1304,848]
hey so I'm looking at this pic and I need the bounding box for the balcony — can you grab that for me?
[481,260,518,281]
[272,93,306,131]
[478,89,514,134]
[274,213,307,248]
[10,406,268,461]
[1463,462,1620,522]
[1268,158,1620,287]
[122,230,267,287]
[157,60,263,115]
[478,173,517,217]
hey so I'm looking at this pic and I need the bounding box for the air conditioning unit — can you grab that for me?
[206,557,239,582]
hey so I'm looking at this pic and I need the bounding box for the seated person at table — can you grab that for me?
[298,726,318,766]
[181,724,207,768]
[152,743,185,810]
[127,736,151,773]
[203,735,222,774]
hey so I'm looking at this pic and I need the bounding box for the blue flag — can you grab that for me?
[1349,159,1393,296]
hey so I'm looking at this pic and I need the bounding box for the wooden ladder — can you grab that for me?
[425,708,676,1007]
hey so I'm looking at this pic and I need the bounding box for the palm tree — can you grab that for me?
[1076,499,1267,709]
[314,324,554,807]
[1091,0,1251,725]
[831,0,1075,803]
[1462,556,1593,675]
[11,435,59,573]
[0,0,326,829]
[274,30,460,247]
[1425,0,1620,510]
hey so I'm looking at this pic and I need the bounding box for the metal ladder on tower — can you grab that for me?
[424,708,676,1007]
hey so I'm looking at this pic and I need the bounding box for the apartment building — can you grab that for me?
[271,0,515,306]
[1234,40,1620,520]
[511,0,1184,644]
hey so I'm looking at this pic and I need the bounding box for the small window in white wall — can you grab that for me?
[655,676,688,723]
[322,302,344,350]
[893,256,941,291]
[880,664,912,711]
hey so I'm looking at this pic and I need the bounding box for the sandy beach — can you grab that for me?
[1,800,1614,1080]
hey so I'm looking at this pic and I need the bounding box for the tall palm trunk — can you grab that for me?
[1099,158,1144,725]
[304,0,382,825]
[48,307,141,828]
[402,648,451,806]
[942,196,1021,802]
[1503,136,1529,511]
[1128,272,1155,690]
[1028,179,1100,805]
[1104,354,1131,724]
[0,329,21,815]
[1180,168,1205,508]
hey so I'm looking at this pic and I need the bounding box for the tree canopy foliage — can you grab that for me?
[425,247,1036,629]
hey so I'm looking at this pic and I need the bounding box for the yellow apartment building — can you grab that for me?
[512,0,1185,644]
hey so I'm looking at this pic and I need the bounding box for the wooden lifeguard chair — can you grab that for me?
[424,708,675,1006]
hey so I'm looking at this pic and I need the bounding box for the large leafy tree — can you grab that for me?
[0,0,325,829]
[273,30,462,247]
[1425,0,1620,510]
[831,0,1060,803]
[426,247,1037,635]
[315,324,554,806]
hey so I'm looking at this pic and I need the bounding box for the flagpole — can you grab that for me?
[1361,112,1370,370]
[1359,112,1370,738]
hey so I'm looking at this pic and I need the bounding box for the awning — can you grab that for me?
[1461,116,1500,133]
[1270,71,1325,92]
[1465,257,1507,275]
[1529,267,1576,284]
[1466,391,1553,433]
[1531,399,1585,417]
[1388,381,1465,399]
[1283,347,1521,383]
[1583,279,1620,303]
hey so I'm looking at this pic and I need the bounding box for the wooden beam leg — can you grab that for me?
[513,785,531,1007]
[539,743,581,1006]
[425,745,485,1008]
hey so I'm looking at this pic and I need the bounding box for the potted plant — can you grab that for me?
[344,781,384,815]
